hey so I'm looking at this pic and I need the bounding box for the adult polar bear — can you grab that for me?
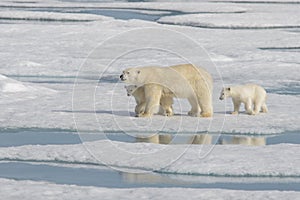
[120,64,213,117]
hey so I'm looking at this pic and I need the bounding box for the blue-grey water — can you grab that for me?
[0,128,299,147]
[1,128,299,191]
[0,162,299,191]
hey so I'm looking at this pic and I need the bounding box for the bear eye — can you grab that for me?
[126,72,130,74]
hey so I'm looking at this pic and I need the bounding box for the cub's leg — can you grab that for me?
[253,101,263,115]
[261,103,268,113]
[160,96,174,116]
[232,100,241,115]
[135,102,146,116]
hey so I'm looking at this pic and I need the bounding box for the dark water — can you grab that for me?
[0,128,299,190]
[0,162,299,191]
[0,128,299,147]
[266,82,300,96]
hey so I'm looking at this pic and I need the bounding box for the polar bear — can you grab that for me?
[120,64,213,117]
[125,85,174,116]
[219,84,268,115]
[125,85,146,116]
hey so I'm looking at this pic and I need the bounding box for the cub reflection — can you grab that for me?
[220,136,265,146]
[135,134,212,145]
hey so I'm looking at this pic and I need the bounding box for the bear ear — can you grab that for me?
[137,70,140,74]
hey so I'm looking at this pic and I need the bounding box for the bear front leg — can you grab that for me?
[232,100,241,115]
[139,85,162,117]
[188,97,201,117]
[244,98,253,115]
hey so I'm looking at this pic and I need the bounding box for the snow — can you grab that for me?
[0,178,299,200]
[0,141,299,176]
[158,12,300,29]
[0,74,56,105]
[0,75,29,93]
[0,19,299,133]
[0,0,300,198]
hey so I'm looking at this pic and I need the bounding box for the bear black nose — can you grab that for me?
[120,74,123,79]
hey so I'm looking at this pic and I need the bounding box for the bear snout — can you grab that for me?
[219,97,223,100]
[120,74,126,81]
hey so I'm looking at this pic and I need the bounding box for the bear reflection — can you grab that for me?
[220,136,265,146]
[135,134,265,146]
[135,134,212,145]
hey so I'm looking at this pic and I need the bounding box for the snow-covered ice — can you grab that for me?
[0,0,299,198]
[0,141,299,176]
[1,178,300,200]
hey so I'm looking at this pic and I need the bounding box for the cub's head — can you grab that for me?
[120,68,141,84]
[219,87,231,100]
[124,85,138,96]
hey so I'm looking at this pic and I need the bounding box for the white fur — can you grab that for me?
[125,85,146,115]
[121,64,213,117]
[125,85,174,116]
[219,84,268,115]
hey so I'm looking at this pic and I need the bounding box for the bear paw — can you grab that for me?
[165,112,174,117]
[188,111,201,117]
[246,110,255,115]
[201,112,213,118]
[231,111,239,115]
[137,112,152,118]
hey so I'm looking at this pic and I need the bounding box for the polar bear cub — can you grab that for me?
[125,85,174,116]
[125,85,146,116]
[219,84,268,115]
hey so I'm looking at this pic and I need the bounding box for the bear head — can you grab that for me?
[120,68,141,84]
[219,87,231,100]
[124,85,138,96]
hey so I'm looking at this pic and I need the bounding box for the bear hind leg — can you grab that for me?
[244,98,254,115]
[261,103,268,113]
[188,97,201,117]
[196,92,213,118]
